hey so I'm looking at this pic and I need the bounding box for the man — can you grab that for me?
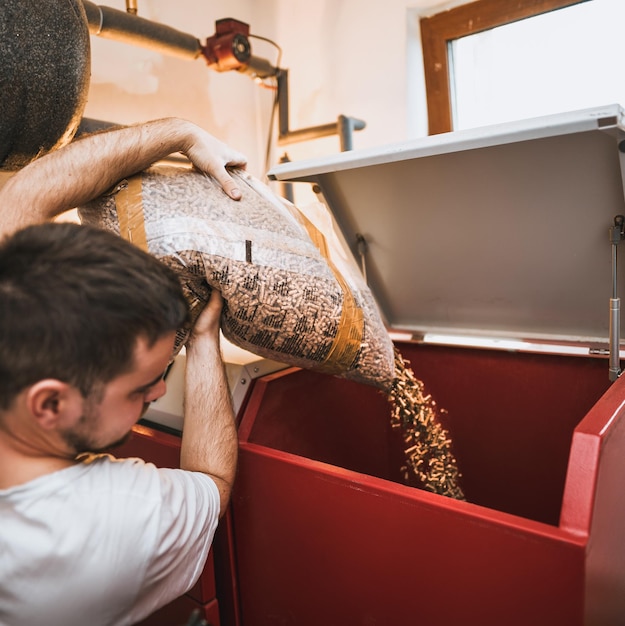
[0,118,247,624]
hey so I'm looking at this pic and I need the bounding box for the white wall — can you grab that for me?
[84,0,469,184]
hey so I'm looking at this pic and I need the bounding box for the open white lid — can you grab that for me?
[268,104,625,351]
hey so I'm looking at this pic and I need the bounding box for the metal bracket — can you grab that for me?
[355,233,368,282]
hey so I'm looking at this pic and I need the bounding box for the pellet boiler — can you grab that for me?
[122,105,625,625]
[231,104,625,625]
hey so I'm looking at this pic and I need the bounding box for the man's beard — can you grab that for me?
[65,429,133,455]
[59,400,149,455]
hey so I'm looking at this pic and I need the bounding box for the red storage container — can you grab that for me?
[223,104,625,625]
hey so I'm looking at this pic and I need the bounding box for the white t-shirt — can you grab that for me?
[0,454,220,626]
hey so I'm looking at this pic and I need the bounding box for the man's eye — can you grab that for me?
[132,387,151,398]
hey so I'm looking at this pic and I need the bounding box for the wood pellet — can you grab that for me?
[389,347,465,500]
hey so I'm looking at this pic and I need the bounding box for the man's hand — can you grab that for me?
[187,287,224,343]
[0,118,248,238]
[180,124,247,201]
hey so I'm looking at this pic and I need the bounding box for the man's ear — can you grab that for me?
[25,380,82,429]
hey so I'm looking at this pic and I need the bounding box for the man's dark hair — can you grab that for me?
[0,222,189,410]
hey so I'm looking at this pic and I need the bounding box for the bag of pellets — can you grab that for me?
[78,165,395,390]
[78,165,465,500]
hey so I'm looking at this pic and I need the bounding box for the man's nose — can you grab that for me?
[145,378,167,403]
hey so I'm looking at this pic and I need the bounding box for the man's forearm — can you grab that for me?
[0,117,246,239]
[182,333,238,517]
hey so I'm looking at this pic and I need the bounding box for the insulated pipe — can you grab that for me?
[79,4,365,153]
[82,1,201,60]
[0,0,91,169]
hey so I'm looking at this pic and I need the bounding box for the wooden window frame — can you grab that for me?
[420,0,588,135]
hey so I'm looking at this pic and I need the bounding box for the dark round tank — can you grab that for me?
[0,0,91,170]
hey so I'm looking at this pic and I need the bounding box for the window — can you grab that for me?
[420,0,593,134]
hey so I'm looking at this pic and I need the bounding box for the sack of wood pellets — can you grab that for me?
[78,165,396,391]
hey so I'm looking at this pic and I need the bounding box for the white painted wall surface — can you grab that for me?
[84,0,468,184]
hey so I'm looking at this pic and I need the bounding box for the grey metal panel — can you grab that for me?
[269,105,625,345]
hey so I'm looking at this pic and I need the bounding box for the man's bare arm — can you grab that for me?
[0,117,247,238]
[182,290,238,517]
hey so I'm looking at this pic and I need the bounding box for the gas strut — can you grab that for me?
[609,214,624,381]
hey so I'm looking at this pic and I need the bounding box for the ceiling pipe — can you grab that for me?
[82,1,201,60]
[79,4,365,152]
